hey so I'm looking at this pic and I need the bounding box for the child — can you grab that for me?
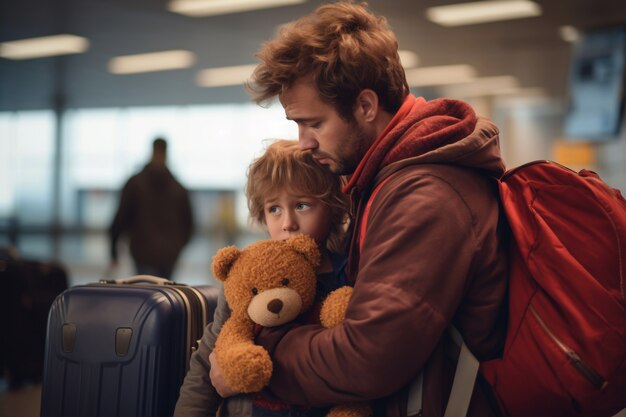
[174,139,350,417]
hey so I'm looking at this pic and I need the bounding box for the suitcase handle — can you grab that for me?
[100,275,176,285]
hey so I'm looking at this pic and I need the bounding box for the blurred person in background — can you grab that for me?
[109,137,193,279]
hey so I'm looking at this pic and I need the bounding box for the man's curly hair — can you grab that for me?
[247,1,409,120]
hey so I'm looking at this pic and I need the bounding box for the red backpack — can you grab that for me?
[360,160,626,417]
[480,160,626,417]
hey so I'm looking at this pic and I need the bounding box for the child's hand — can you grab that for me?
[209,351,240,398]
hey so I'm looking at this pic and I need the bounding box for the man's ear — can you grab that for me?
[354,89,379,123]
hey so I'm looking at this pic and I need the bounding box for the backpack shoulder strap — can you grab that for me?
[444,327,480,417]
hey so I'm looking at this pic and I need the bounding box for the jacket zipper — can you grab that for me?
[529,304,607,390]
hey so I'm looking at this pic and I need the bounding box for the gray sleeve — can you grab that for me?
[174,287,230,417]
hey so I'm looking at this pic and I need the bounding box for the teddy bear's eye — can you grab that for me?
[281,278,289,286]
[251,287,258,295]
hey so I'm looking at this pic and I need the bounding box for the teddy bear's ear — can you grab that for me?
[211,246,242,281]
[285,234,321,269]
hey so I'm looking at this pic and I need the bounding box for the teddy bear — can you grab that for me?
[211,234,371,417]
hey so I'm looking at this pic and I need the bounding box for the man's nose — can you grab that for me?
[298,127,317,150]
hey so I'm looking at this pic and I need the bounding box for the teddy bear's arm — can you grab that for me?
[214,315,273,393]
[318,287,373,417]
[320,286,353,328]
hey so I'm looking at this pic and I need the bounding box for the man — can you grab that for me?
[210,2,508,416]
[109,137,193,279]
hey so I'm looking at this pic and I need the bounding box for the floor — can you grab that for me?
[0,381,41,417]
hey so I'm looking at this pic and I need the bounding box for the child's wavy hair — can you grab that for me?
[245,139,349,252]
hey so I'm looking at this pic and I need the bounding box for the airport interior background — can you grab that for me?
[2,0,626,415]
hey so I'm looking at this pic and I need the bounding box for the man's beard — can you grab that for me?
[331,122,373,176]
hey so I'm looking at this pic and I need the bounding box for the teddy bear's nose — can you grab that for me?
[267,299,283,314]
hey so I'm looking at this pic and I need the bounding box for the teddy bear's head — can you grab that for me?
[212,234,320,327]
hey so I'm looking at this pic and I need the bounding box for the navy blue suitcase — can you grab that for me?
[40,275,219,417]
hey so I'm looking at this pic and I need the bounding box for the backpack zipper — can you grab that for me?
[529,304,607,390]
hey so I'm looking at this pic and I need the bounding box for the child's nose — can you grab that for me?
[282,212,299,231]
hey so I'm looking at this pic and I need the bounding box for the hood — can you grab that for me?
[344,94,505,194]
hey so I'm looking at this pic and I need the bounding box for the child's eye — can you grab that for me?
[268,206,281,215]
[296,202,311,210]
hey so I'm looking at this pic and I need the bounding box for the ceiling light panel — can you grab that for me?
[559,26,580,43]
[398,50,419,68]
[196,64,257,87]
[405,65,477,87]
[0,34,89,60]
[426,0,541,27]
[169,0,306,17]
[439,75,520,97]
[108,50,195,74]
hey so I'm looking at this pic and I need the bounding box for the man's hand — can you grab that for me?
[209,351,239,398]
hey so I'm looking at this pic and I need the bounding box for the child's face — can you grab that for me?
[264,189,332,247]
